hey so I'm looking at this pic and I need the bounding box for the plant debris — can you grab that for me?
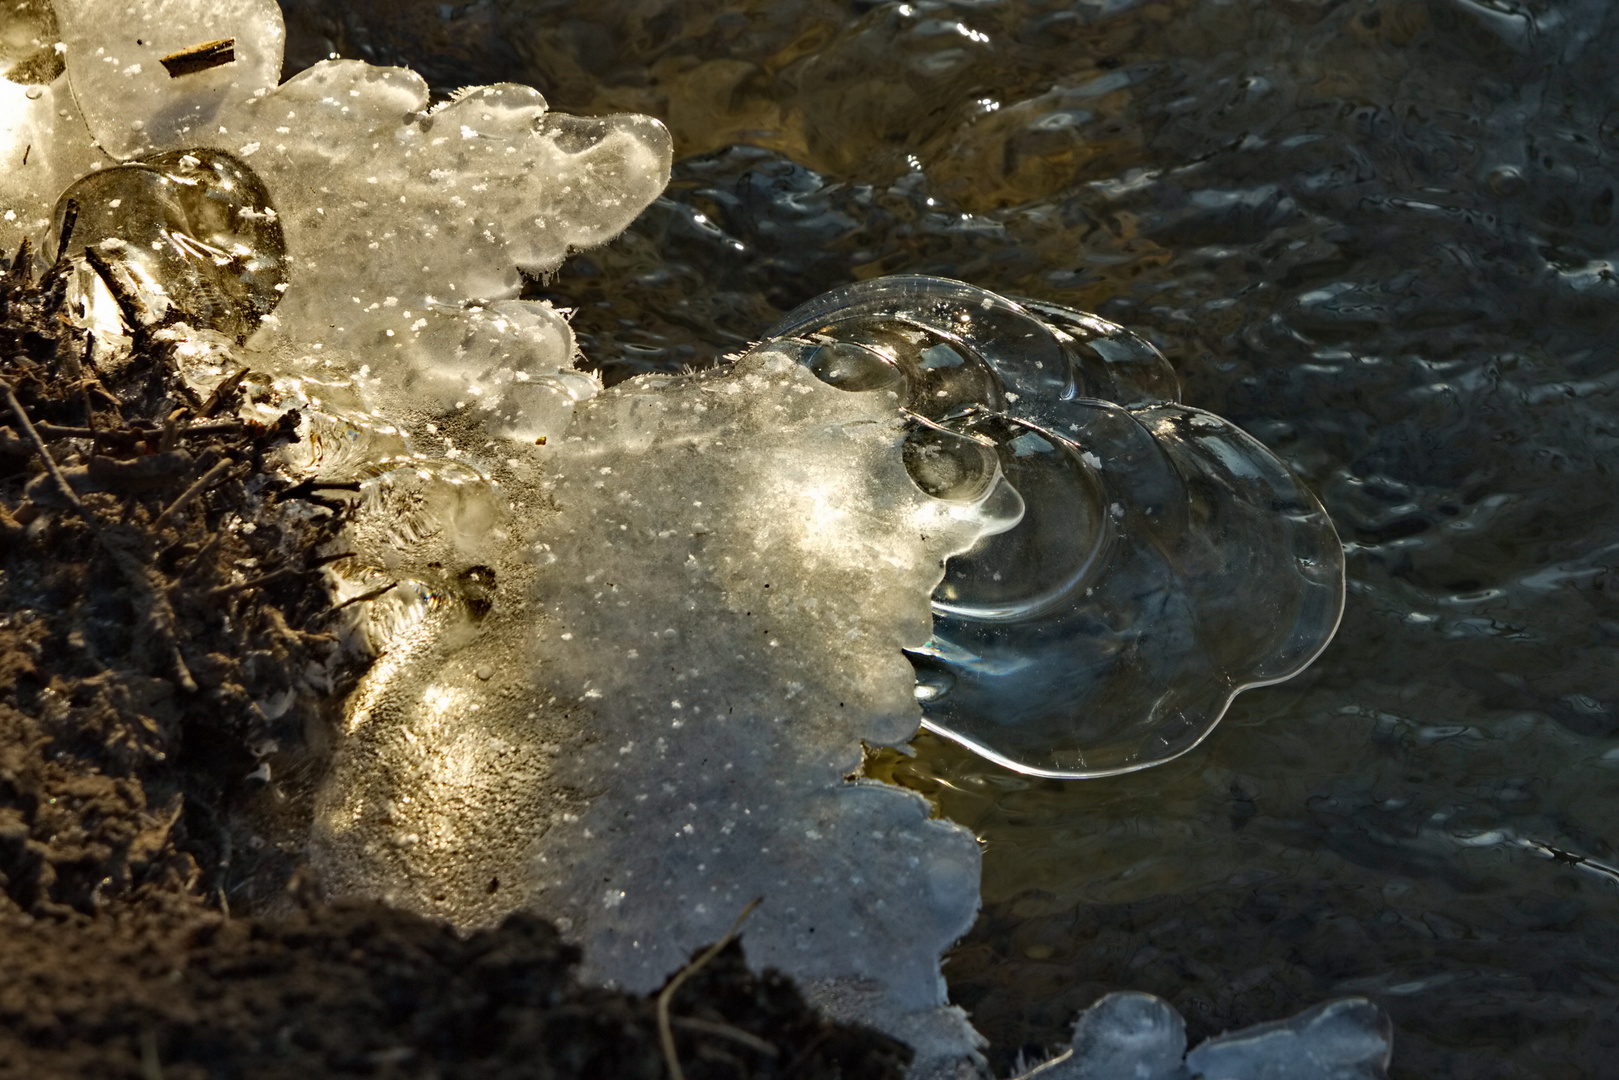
[158,38,237,78]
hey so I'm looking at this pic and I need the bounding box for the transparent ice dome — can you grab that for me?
[762,276,1346,778]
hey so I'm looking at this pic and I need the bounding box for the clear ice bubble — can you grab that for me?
[49,148,287,342]
[760,275,1345,778]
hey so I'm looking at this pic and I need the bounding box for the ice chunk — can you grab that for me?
[313,347,1003,1073]
[4,0,671,449]
[53,0,284,161]
[1023,992,1185,1079]
[1184,998,1393,1080]
[50,148,287,341]
[0,72,112,257]
[764,276,1346,778]
[7,3,1366,1075]
[1020,992,1390,1080]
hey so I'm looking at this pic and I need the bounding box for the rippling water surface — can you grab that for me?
[279,1,1619,1074]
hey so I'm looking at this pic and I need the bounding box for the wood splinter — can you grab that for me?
[159,39,236,78]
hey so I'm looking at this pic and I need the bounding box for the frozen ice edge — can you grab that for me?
[0,1,1393,1076]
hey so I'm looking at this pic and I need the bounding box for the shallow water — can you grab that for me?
[280,1,1619,1075]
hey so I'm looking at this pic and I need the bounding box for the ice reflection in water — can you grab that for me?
[764,276,1343,777]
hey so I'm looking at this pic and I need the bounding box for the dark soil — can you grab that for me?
[0,243,910,1080]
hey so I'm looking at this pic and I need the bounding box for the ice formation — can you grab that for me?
[314,348,1001,1070]
[1024,992,1391,1080]
[0,1,1382,1076]
[762,277,1345,778]
[3,0,670,448]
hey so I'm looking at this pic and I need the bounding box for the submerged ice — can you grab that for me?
[0,0,1384,1076]
[764,276,1345,778]
[1024,993,1391,1080]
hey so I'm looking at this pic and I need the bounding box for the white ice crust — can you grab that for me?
[313,350,1002,1074]
[1,0,993,1066]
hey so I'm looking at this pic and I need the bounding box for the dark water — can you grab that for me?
[280,1,1619,1075]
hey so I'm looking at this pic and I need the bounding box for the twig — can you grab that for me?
[275,477,362,503]
[176,529,226,581]
[199,367,249,418]
[4,380,88,516]
[779,1028,835,1079]
[82,244,147,333]
[139,1024,164,1080]
[2,379,196,691]
[262,605,334,649]
[206,566,295,601]
[56,198,78,261]
[332,582,396,611]
[154,458,233,530]
[159,38,235,78]
[6,237,32,287]
[657,897,763,1080]
[28,420,252,442]
[670,1017,778,1058]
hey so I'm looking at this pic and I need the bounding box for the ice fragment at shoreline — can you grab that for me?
[1023,992,1391,1080]
[1,0,1374,1072]
[765,276,1346,778]
[314,347,1000,1074]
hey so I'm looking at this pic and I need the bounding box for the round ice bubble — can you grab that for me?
[760,276,1345,778]
[49,148,288,343]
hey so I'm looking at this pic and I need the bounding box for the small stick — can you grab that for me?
[657,897,763,1080]
[176,529,226,580]
[33,420,254,441]
[332,582,396,611]
[182,421,248,436]
[154,458,233,530]
[36,423,110,439]
[82,245,147,332]
[199,367,249,418]
[275,477,362,502]
[3,380,89,515]
[779,1029,835,1079]
[205,566,295,600]
[56,198,78,261]
[6,237,32,287]
[139,1024,164,1080]
[159,39,236,78]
